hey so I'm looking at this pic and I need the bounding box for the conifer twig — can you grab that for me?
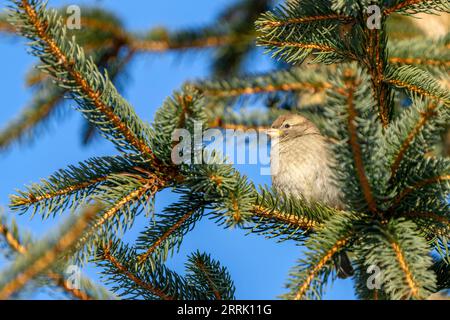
[137,210,195,264]
[201,82,332,98]
[0,219,92,300]
[250,205,318,231]
[194,257,222,300]
[4,0,449,301]
[341,76,378,214]
[390,102,439,178]
[384,0,440,16]
[389,57,450,68]
[403,212,449,228]
[11,176,110,208]
[0,91,63,150]
[391,241,420,299]
[390,175,450,209]
[101,244,174,300]
[1,10,243,53]
[0,18,15,33]
[258,14,352,28]
[259,39,336,54]
[64,14,241,52]
[131,35,239,53]
[14,0,156,160]
[0,205,99,299]
[77,183,159,246]
[294,238,350,300]
[365,28,390,127]
[384,78,450,104]
[209,122,269,132]
[0,222,26,255]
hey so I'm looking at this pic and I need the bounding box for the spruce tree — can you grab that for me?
[0,0,448,300]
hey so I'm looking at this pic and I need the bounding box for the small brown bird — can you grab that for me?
[268,114,353,278]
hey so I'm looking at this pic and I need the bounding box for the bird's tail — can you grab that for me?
[333,251,354,279]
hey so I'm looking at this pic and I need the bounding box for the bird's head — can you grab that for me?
[267,114,321,141]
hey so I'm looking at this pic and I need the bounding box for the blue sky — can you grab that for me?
[0,0,354,299]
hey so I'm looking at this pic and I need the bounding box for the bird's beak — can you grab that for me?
[266,129,281,138]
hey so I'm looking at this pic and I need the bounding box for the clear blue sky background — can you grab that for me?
[0,0,354,299]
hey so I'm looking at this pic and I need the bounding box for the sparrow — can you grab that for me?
[268,114,354,278]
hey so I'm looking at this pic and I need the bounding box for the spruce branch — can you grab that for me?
[201,75,331,98]
[10,156,138,218]
[344,83,376,207]
[212,122,269,132]
[137,209,197,264]
[250,205,318,235]
[97,241,234,300]
[132,33,240,53]
[391,175,450,209]
[256,0,359,64]
[195,66,333,100]
[434,236,450,264]
[432,256,450,292]
[402,212,449,238]
[0,30,137,150]
[75,176,163,258]
[0,14,14,33]
[388,33,450,75]
[185,251,235,300]
[384,99,449,210]
[100,243,175,300]
[206,107,332,136]
[0,86,63,151]
[258,13,352,28]
[136,195,205,265]
[1,7,242,54]
[295,238,349,299]
[256,0,352,32]
[389,57,450,70]
[149,88,208,167]
[247,188,339,241]
[195,66,333,129]
[384,0,450,16]
[0,216,94,300]
[391,241,420,297]
[387,156,449,239]
[0,215,27,256]
[0,204,101,299]
[284,212,358,300]
[384,65,450,105]
[3,0,449,301]
[354,220,436,300]
[257,39,349,64]
[210,172,258,227]
[9,0,155,159]
[362,17,392,127]
[206,109,281,134]
[325,67,379,214]
[389,102,441,177]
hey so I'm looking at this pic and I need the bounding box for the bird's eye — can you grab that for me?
[284,123,290,129]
